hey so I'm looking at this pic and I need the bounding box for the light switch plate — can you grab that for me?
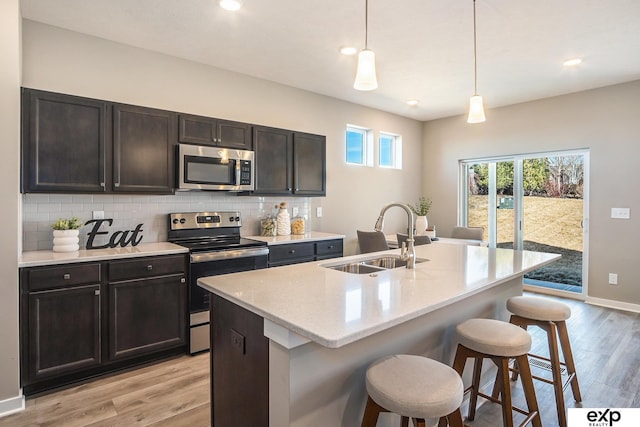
[611,208,630,219]
[92,210,105,220]
[316,207,323,217]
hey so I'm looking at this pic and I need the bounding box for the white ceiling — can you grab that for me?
[20,0,640,121]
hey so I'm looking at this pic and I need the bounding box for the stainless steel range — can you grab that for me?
[168,211,269,354]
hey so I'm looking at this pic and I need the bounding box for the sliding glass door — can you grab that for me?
[461,151,588,295]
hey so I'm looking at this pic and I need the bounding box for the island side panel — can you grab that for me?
[211,294,269,426]
[269,277,520,427]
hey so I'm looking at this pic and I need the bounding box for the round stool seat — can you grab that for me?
[507,296,571,322]
[456,318,531,357]
[365,354,463,419]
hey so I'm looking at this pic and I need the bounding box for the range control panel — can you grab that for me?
[169,211,242,230]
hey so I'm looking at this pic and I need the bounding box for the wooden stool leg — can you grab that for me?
[508,315,528,381]
[467,357,483,421]
[496,357,514,427]
[444,408,465,427]
[361,396,384,427]
[400,416,409,427]
[515,354,542,427]
[557,320,582,402]
[546,322,567,427]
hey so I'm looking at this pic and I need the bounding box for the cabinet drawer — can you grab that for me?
[268,242,315,263]
[27,263,102,291]
[109,255,186,282]
[315,239,343,257]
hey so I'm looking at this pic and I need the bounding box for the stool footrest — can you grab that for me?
[464,387,535,419]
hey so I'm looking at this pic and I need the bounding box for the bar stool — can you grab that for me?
[361,354,465,427]
[507,296,582,427]
[453,318,542,427]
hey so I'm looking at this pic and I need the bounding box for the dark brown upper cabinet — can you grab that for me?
[252,126,326,196]
[178,114,252,150]
[113,104,176,193]
[21,88,176,194]
[292,131,326,196]
[21,89,111,193]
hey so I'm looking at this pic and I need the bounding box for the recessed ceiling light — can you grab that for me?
[406,99,419,107]
[563,58,582,67]
[219,0,242,11]
[339,46,358,56]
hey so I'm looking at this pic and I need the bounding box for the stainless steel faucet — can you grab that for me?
[374,202,416,269]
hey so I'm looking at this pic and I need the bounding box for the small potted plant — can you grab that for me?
[409,197,432,235]
[52,217,83,252]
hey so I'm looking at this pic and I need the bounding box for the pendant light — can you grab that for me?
[467,0,486,123]
[354,0,378,91]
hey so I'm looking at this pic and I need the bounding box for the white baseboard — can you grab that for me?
[586,296,640,314]
[0,394,25,418]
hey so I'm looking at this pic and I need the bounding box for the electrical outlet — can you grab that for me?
[292,207,299,217]
[608,273,618,285]
[316,207,323,217]
[611,208,630,219]
[230,329,245,354]
[92,210,105,220]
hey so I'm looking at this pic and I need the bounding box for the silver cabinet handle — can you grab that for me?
[95,290,100,296]
[147,265,153,271]
[180,278,186,284]
[63,273,71,280]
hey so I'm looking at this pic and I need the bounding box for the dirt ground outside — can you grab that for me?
[468,195,583,287]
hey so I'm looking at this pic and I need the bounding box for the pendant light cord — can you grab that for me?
[472,0,478,95]
[364,0,369,49]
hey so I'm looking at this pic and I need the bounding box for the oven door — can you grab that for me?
[188,247,268,353]
[177,144,254,191]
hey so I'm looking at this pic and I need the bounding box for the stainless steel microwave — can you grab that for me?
[176,144,254,191]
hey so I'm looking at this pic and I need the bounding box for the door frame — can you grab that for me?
[458,149,590,299]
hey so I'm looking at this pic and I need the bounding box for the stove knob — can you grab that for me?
[229,216,235,222]
[235,216,240,222]
[172,218,179,224]
[180,218,186,224]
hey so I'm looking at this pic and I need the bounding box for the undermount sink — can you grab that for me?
[322,255,429,274]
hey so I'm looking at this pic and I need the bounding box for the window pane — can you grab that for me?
[346,129,364,164]
[379,135,393,167]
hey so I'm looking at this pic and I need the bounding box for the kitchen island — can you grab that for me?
[198,243,560,427]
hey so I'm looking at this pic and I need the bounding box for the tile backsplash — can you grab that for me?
[22,193,313,251]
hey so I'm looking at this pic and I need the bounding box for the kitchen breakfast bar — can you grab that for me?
[198,243,560,426]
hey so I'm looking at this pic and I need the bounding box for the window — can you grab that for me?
[346,126,373,166]
[379,132,402,169]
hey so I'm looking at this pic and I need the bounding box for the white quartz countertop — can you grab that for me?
[245,231,344,245]
[198,244,560,348]
[20,242,188,267]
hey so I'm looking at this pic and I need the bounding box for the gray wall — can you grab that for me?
[0,0,22,413]
[422,80,640,306]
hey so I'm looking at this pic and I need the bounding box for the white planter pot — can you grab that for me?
[415,216,428,236]
[53,229,80,252]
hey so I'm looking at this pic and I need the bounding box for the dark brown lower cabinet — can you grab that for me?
[20,254,188,395]
[26,284,102,382]
[109,275,186,361]
[211,294,268,426]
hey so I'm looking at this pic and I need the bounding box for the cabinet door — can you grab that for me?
[293,132,326,196]
[179,114,216,146]
[108,275,186,361]
[25,285,101,383]
[113,104,176,194]
[216,119,252,150]
[22,89,109,193]
[253,126,293,195]
[179,115,252,150]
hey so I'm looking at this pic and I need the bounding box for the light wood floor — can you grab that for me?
[1,293,638,426]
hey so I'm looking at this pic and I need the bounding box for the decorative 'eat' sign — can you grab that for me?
[85,219,144,249]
